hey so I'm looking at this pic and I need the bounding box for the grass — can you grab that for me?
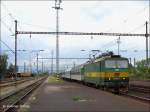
[48,76,64,83]
[18,105,31,112]
[72,96,87,102]
[72,96,82,101]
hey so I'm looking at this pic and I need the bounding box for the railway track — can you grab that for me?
[0,78,29,84]
[0,78,34,88]
[129,84,150,93]
[120,84,150,103]
[0,77,47,112]
[0,79,14,84]
[120,92,150,103]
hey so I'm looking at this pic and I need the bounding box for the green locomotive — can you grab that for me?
[62,52,129,92]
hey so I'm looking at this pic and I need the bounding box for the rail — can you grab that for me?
[120,84,150,103]
[0,78,34,87]
[120,92,150,103]
[129,84,150,93]
[0,77,47,112]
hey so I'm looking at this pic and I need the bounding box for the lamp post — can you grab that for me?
[22,50,44,76]
[35,50,44,75]
[117,37,121,55]
[51,50,54,75]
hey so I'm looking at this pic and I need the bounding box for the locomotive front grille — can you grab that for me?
[114,72,120,77]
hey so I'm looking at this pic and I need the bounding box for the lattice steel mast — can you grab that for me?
[52,0,62,74]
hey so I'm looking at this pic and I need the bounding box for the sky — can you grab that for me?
[0,0,150,73]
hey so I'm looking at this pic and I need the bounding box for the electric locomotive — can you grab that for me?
[61,52,129,93]
[83,52,129,92]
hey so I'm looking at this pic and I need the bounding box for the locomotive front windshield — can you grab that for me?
[105,60,128,68]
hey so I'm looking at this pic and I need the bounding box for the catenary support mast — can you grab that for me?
[52,0,62,74]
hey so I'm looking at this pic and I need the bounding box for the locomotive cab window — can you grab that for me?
[117,60,128,68]
[105,60,128,68]
[105,60,116,68]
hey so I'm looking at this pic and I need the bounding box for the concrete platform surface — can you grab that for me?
[21,77,150,112]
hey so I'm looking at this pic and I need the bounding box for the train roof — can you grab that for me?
[94,55,128,62]
[65,68,72,72]
[71,64,85,71]
[86,54,128,64]
[70,52,128,70]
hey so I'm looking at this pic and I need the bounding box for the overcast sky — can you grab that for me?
[1,0,149,72]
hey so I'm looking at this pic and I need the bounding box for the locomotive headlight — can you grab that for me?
[109,78,111,80]
[123,77,126,80]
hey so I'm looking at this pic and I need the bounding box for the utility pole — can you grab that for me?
[37,53,39,75]
[0,1,2,57]
[129,58,132,65]
[0,40,1,79]
[73,61,76,68]
[134,58,136,68]
[29,51,32,74]
[145,21,148,66]
[133,58,136,74]
[15,20,18,79]
[117,36,121,55]
[42,60,44,73]
[0,0,1,58]
[51,50,54,75]
[43,64,45,73]
[0,30,1,56]
[24,62,26,73]
[149,22,150,66]
[52,0,62,74]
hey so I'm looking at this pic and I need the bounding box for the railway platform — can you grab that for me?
[20,77,150,112]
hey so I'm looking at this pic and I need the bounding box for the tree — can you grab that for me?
[7,64,15,72]
[0,54,8,79]
[135,58,150,79]
[7,64,18,72]
[7,64,18,78]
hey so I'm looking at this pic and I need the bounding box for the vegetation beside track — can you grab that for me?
[72,96,83,101]
[48,76,64,83]
[72,96,88,102]
[129,58,150,80]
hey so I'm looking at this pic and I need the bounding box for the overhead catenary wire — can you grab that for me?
[1,19,14,35]
[1,3,16,22]
[0,40,29,59]
[100,5,149,52]
[1,3,15,30]
[100,23,146,53]
[0,40,15,54]
[128,23,145,33]
[122,5,149,24]
[101,39,116,48]
[1,3,23,32]
[17,31,149,36]
[110,5,148,44]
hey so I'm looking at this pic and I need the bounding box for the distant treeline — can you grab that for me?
[129,58,150,80]
[0,54,18,79]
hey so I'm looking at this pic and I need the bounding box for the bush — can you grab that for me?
[129,58,150,80]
